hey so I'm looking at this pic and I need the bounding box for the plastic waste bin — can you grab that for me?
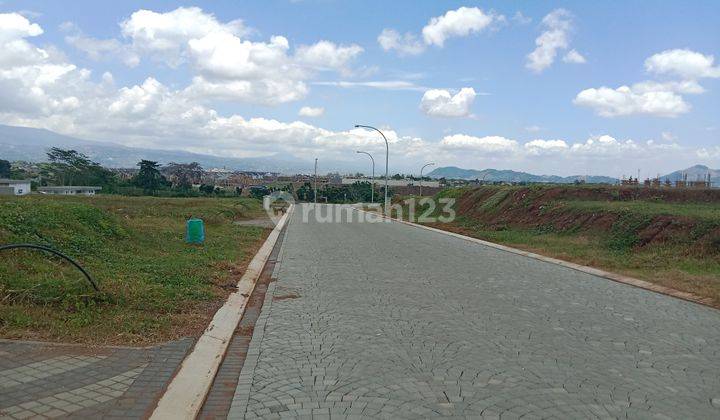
[186,218,205,244]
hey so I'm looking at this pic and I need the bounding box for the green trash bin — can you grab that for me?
[186,218,205,244]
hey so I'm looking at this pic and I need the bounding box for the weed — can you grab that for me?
[479,189,510,214]
[606,213,652,252]
[0,195,268,344]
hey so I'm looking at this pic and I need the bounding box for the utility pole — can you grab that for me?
[314,158,318,204]
[354,125,389,210]
[356,151,375,203]
[419,162,435,197]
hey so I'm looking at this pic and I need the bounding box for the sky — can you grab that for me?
[0,0,718,177]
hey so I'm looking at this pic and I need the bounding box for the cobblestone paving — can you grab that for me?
[200,221,288,420]
[229,205,720,419]
[0,338,192,419]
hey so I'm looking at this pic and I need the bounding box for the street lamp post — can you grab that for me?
[314,158,318,204]
[354,125,389,209]
[355,151,375,203]
[419,162,435,197]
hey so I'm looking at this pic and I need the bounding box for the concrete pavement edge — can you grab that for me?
[149,205,294,420]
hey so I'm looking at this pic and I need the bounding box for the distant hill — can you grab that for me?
[0,124,311,173]
[660,165,719,184]
[427,166,618,184]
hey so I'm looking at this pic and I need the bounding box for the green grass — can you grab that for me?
[0,195,269,345]
[559,200,720,221]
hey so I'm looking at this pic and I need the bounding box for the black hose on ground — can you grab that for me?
[0,243,100,292]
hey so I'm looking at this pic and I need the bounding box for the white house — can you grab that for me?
[341,177,440,188]
[37,186,102,196]
[0,179,32,195]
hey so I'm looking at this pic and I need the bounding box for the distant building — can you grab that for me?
[621,177,639,186]
[0,179,32,195]
[37,186,102,196]
[341,177,440,188]
[111,168,138,180]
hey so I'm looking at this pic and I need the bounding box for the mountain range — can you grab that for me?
[427,165,719,185]
[0,124,717,184]
[0,124,311,173]
[659,165,719,183]
[426,166,619,184]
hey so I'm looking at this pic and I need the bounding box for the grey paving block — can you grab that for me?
[225,204,720,419]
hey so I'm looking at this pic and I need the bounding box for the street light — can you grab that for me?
[354,125,389,209]
[419,162,435,197]
[314,157,318,204]
[356,151,375,203]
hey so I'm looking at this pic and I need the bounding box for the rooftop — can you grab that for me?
[37,186,102,190]
[0,179,32,184]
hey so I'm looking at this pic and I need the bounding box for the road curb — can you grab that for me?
[150,205,293,420]
[355,208,715,309]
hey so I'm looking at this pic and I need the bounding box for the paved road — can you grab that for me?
[229,204,720,419]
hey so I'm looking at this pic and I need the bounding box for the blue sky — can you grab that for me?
[0,0,718,176]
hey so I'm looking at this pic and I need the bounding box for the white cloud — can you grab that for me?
[631,80,704,95]
[0,11,712,175]
[0,12,43,41]
[524,139,568,155]
[440,134,518,153]
[377,29,425,56]
[574,84,691,117]
[0,12,47,68]
[295,40,363,72]
[379,7,503,55]
[313,80,425,91]
[570,135,638,156]
[645,49,720,80]
[61,21,139,66]
[0,12,100,117]
[422,7,502,47]
[433,133,687,170]
[526,9,574,73]
[186,33,293,80]
[420,87,476,117]
[661,131,676,142]
[109,77,167,117]
[0,16,428,167]
[574,49,716,118]
[563,49,586,64]
[298,106,324,117]
[525,125,542,132]
[117,7,365,105]
[120,7,246,67]
[697,146,720,159]
[184,75,308,106]
[512,12,532,25]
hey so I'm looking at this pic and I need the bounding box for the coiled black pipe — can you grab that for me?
[0,243,100,292]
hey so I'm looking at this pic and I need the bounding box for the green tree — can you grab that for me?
[249,186,269,200]
[199,183,216,195]
[163,162,203,190]
[132,160,167,193]
[296,182,314,202]
[40,148,116,188]
[0,159,10,178]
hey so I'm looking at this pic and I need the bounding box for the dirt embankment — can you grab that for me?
[454,186,720,255]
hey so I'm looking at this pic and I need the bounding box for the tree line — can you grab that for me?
[2,148,236,197]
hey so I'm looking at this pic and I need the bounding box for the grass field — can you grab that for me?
[0,195,269,345]
[559,200,720,221]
